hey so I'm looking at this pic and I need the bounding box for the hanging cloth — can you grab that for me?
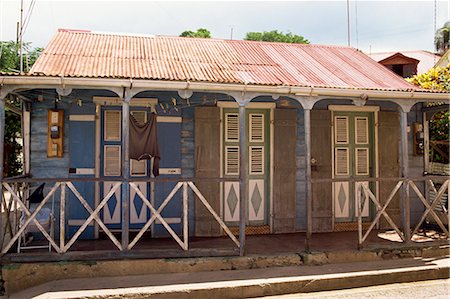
[129,112,160,176]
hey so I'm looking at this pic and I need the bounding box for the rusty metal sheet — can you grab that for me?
[28,29,427,92]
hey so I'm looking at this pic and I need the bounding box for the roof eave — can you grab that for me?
[1,75,449,102]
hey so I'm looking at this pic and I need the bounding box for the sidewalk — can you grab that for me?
[11,256,450,299]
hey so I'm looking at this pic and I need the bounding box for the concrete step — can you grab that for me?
[11,257,450,298]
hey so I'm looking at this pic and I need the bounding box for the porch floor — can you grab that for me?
[4,229,447,263]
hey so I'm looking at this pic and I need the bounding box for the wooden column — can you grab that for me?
[0,98,5,250]
[238,102,248,256]
[399,109,411,242]
[0,98,4,180]
[304,108,312,251]
[121,98,131,250]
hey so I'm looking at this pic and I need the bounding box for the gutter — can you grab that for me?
[0,76,449,102]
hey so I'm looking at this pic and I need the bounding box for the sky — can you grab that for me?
[1,0,449,54]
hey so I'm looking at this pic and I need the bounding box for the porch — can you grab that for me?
[1,174,448,263]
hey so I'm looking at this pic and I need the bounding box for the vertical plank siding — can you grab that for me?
[378,111,401,229]
[273,109,297,233]
[194,106,221,236]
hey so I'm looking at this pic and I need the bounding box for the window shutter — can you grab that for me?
[225,146,239,175]
[335,148,349,175]
[355,117,369,144]
[131,159,146,176]
[225,113,239,141]
[356,148,369,175]
[131,111,147,125]
[104,110,121,141]
[249,114,264,142]
[334,116,348,144]
[104,145,121,176]
[249,146,264,174]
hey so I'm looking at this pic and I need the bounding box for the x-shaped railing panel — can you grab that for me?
[64,182,122,252]
[1,182,61,254]
[129,182,186,250]
[358,181,405,245]
[410,180,449,237]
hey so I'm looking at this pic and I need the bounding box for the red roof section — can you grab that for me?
[30,30,420,91]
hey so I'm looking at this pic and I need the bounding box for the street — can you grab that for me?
[263,279,450,299]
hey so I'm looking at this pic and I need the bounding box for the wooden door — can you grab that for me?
[222,108,271,226]
[333,111,375,223]
[101,107,152,230]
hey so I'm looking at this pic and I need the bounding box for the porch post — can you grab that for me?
[238,101,248,256]
[399,108,411,242]
[121,97,131,250]
[0,97,4,180]
[304,107,312,251]
[0,97,5,249]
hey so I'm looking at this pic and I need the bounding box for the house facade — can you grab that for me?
[0,30,449,259]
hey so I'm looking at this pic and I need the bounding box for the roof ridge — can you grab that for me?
[56,28,356,50]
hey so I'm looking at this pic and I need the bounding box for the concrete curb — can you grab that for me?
[29,261,449,298]
[3,244,449,296]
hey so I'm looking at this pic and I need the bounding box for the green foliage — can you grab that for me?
[1,41,42,176]
[406,64,450,92]
[407,65,450,164]
[435,20,450,55]
[244,30,309,44]
[0,41,43,73]
[4,108,22,177]
[180,28,211,38]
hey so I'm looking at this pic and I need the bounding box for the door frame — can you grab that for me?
[217,102,275,231]
[93,97,158,234]
[328,105,380,229]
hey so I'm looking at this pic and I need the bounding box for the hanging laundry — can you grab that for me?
[129,113,160,176]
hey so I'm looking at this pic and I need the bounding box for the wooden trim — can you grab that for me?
[68,219,95,226]
[93,97,158,107]
[218,102,276,109]
[328,105,380,112]
[69,115,96,121]
[157,116,182,123]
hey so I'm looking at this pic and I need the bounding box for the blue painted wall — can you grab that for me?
[28,89,426,240]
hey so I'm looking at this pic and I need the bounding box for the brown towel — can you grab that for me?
[129,113,160,176]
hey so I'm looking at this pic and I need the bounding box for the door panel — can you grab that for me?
[68,109,96,239]
[333,111,375,223]
[222,108,270,226]
[153,120,182,237]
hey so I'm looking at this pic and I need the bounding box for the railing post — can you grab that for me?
[304,108,312,252]
[357,183,363,249]
[60,182,66,252]
[183,182,188,250]
[121,97,131,250]
[238,102,248,256]
[0,97,5,251]
[399,109,411,243]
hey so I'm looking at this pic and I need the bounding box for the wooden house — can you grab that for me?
[0,29,449,261]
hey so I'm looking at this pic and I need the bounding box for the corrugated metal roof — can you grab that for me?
[30,29,421,91]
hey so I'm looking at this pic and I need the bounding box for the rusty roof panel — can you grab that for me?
[29,30,423,91]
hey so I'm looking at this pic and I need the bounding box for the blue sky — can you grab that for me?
[1,0,449,53]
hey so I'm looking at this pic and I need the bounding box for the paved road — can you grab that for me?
[262,279,450,299]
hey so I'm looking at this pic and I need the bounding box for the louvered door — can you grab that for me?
[333,111,374,223]
[223,108,270,225]
[101,108,151,229]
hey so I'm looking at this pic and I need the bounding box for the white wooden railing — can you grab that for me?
[1,180,240,255]
[357,178,450,247]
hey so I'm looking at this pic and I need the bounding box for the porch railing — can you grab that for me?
[1,178,240,255]
[356,177,449,247]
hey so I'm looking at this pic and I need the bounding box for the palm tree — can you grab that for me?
[435,21,450,55]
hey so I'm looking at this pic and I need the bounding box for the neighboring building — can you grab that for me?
[0,29,448,261]
[369,50,441,77]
